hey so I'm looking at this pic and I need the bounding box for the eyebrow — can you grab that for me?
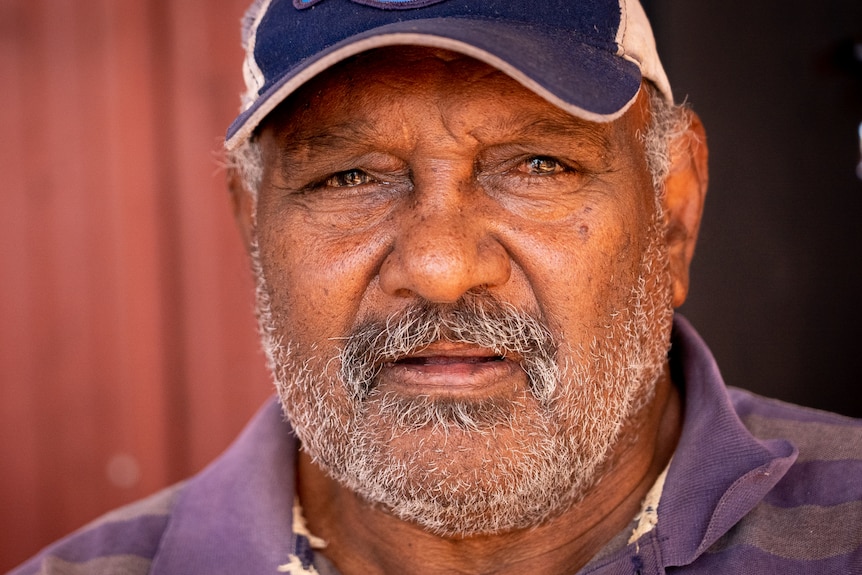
[473,116,615,152]
[276,112,617,166]
[277,121,383,161]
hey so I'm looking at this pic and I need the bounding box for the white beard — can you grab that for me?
[252,203,674,537]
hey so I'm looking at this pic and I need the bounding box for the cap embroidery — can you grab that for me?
[294,0,448,10]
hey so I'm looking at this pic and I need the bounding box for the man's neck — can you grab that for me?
[296,374,682,575]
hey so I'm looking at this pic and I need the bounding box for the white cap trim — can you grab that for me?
[618,0,673,103]
[241,0,275,111]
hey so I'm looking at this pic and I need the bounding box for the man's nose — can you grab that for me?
[378,185,511,303]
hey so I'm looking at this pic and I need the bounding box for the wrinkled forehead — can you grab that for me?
[258,46,651,147]
[262,47,529,124]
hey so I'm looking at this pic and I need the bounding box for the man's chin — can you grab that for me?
[295,397,611,537]
[347,440,605,538]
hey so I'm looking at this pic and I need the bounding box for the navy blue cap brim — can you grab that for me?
[225,17,642,149]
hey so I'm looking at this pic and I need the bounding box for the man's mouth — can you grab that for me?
[376,343,524,396]
[393,355,506,366]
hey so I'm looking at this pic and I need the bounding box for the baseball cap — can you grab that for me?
[225,0,672,150]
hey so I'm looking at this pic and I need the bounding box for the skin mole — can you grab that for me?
[578,224,591,240]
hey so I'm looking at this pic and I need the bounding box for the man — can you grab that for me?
[11,1,862,574]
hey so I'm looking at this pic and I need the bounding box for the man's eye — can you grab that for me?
[524,156,564,175]
[326,169,370,187]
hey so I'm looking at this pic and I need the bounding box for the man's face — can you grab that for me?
[248,48,675,536]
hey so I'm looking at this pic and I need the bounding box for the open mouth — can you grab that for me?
[375,347,523,396]
[393,355,506,366]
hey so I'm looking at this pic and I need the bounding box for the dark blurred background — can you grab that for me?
[1,0,860,571]
[645,0,862,418]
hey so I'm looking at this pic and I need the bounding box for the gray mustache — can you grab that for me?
[339,293,560,402]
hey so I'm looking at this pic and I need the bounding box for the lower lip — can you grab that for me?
[375,357,524,396]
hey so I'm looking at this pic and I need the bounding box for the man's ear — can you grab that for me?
[228,166,257,252]
[663,111,709,308]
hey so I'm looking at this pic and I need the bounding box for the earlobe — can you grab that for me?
[227,167,257,252]
[663,112,709,308]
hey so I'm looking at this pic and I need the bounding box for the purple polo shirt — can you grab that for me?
[10,316,862,574]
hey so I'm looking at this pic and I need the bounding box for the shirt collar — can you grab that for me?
[150,399,300,574]
[655,315,798,567]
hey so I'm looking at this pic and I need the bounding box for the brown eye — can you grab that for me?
[327,169,370,187]
[525,157,562,175]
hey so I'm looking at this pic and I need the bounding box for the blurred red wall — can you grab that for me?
[0,1,272,570]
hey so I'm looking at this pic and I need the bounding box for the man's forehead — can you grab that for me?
[261,46,647,148]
